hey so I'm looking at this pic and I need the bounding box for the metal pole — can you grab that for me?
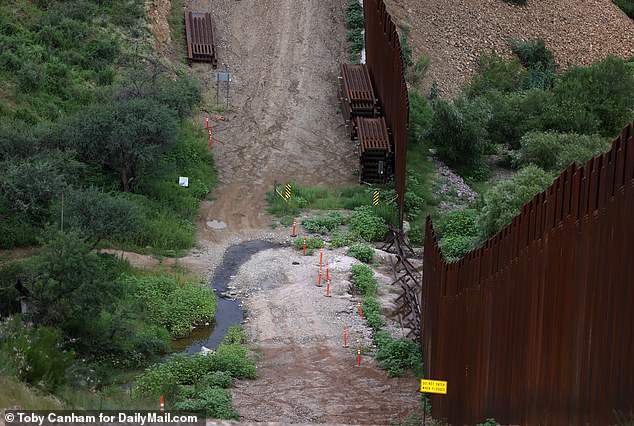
[60,192,64,231]
[225,64,229,108]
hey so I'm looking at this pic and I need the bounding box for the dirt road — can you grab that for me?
[187,0,358,241]
[148,0,423,423]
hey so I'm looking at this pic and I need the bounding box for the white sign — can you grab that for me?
[178,177,189,187]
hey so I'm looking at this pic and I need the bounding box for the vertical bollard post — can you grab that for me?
[342,326,349,347]
[319,248,323,266]
[303,236,307,256]
[291,217,297,237]
[325,263,330,281]
[357,346,361,367]
[317,264,323,287]
[358,301,363,318]
[325,279,331,297]
[160,395,165,412]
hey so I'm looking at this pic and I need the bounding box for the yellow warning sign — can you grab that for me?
[420,379,447,394]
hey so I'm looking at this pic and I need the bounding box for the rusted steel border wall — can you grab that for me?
[422,121,634,425]
[364,0,409,226]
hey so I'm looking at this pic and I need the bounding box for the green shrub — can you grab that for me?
[222,324,248,345]
[552,56,634,135]
[509,38,556,71]
[127,274,216,338]
[409,91,433,144]
[0,317,73,392]
[348,243,374,263]
[133,353,214,398]
[329,231,357,248]
[375,335,423,377]
[484,89,553,149]
[350,264,378,297]
[440,208,478,238]
[513,132,610,172]
[173,386,239,420]
[346,0,364,61]
[293,236,325,255]
[362,296,386,330]
[200,371,233,389]
[438,208,478,261]
[210,343,257,380]
[134,342,256,399]
[349,206,388,241]
[467,52,524,96]
[302,212,345,234]
[439,235,474,261]
[477,165,553,240]
[426,97,491,168]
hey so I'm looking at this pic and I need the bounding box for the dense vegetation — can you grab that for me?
[0,0,219,412]
[406,39,634,259]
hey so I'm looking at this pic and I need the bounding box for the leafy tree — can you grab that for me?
[552,57,634,135]
[0,151,80,223]
[426,97,491,168]
[512,131,610,172]
[56,98,178,192]
[52,188,142,247]
[24,231,123,328]
[467,51,525,97]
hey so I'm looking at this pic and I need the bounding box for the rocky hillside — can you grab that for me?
[385,0,634,96]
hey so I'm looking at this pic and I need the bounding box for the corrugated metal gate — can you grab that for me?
[364,0,409,226]
[422,121,634,425]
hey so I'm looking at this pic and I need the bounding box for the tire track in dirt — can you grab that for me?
[171,1,422,423]
[189,0,358,242]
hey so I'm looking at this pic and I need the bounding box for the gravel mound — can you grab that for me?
[385,0,634,96]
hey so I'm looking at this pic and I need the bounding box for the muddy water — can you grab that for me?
[174,240,283,354]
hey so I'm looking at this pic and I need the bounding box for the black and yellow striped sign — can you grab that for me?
[284,184,292,200]
[372,191,380,206]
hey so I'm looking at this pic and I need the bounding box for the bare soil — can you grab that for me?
[145,0,422,424]
[143,0,634,423]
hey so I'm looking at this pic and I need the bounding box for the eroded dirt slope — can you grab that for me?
[188,0,358,241]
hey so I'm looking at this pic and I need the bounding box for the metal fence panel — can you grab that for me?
[422,121,634,425]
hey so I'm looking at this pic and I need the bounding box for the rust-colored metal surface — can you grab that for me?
[184,8,217,66]
[421,121,634,425]
[356,116,391,183]
[364,0,409,226]
[338,63,378,138]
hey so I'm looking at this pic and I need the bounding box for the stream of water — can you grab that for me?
[172,240,282,354]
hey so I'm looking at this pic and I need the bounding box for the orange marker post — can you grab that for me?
[303,236,307,256]
[317,265,323,287]
[325,279,331,297]
[342,326,349,347]
[160,395,165,412]
[358,301,363,318]
[319,248,323,266]
[208,129,213,149]
[291,217,297,237]
[325,263,330,281]
[205,113,210,130]
[357,346,361,367]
